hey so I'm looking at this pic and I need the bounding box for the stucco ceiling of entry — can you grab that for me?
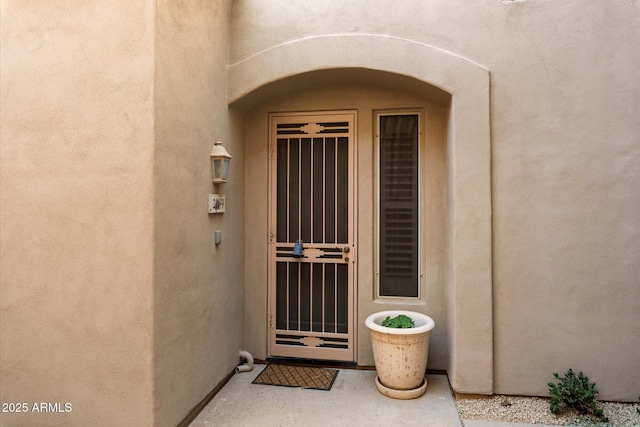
[228,67,451,112]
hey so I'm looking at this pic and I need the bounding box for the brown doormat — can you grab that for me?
[252,364,338,391]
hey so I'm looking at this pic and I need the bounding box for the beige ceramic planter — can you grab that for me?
[365,310,435,399]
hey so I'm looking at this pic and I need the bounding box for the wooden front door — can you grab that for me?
[268,111,357,362]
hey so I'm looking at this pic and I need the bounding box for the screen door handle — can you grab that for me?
[293,240,304,258]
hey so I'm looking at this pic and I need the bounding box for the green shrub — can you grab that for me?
[381,314,415,328]
[547,369,607,421]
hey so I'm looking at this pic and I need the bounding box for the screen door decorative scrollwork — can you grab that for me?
[268,111,357,362]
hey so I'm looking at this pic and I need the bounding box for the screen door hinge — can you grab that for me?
[268,313,273,328]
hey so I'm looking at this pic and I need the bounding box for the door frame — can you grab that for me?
[267,110,358,362]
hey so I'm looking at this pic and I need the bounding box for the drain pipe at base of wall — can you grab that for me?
[236,350,254,373]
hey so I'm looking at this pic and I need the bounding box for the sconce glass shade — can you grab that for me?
[210,140,232,183]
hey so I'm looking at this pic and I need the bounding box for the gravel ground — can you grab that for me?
[455,394,640,426]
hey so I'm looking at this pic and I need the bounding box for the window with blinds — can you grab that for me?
[377,114,419,298]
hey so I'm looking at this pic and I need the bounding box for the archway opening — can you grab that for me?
[229,36,492,393]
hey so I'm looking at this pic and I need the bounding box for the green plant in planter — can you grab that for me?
[381,314,415,328]
[547,369,607,422]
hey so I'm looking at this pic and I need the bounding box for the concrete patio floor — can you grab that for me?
[189,364,562,427]
[190,364,463,427]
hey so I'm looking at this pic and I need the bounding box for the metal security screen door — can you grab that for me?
[268,111,356,362]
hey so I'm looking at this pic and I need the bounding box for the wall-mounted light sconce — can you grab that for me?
[210,140,232,184]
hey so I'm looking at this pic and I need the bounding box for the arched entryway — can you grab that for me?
[229,34,492,394]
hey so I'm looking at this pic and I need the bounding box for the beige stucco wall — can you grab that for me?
[1,1,155,426]
[153,1,243,425]
[1,2,638,425]
[231,0,640,400]
[1,1,244,426]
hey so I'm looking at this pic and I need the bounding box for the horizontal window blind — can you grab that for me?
[379,114,419,297]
